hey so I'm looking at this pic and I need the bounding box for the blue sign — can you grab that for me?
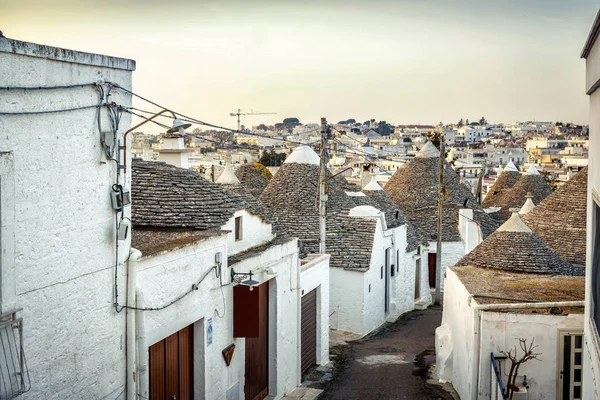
[207,318,213,346]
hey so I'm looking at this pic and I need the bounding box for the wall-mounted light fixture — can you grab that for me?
[230,269,259,291]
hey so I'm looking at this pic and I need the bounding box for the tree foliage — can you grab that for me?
[426,130,444,149]
[259,149,287,167]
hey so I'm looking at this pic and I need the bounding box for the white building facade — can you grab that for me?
[0,38,135,398]
[582,11,600,400]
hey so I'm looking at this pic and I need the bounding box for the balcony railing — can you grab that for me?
[0,309,30,399]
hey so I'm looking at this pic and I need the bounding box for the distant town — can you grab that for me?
[132,117,588,195]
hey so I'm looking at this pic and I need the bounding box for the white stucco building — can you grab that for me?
[0,36,330,399]
[259,146,428,336]
[0,38,135,398]
[437,211,585,400]
[129,158,331,399]
[582,10,600,400]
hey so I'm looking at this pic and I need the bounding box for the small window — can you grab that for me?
[235,216,243,241]
[396,250,400,273]
[391,264,395,277]
[381,266,383,279]
[416,245,421,255]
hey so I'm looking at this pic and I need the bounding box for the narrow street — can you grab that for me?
[316,306,456,400]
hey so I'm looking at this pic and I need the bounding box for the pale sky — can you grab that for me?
[2,0,598,130]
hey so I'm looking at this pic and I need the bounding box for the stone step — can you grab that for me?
[280,387,324,400]
[414,300,430,310]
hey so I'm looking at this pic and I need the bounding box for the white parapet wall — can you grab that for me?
[478,311,583,400]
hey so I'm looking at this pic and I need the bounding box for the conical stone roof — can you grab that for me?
[519,196,535,215]
[495,172,553,221]
[216,162,240,185]
[455,212,581,275]
[360,177,429,252]
[384,141,499,241]
[259,146,379,269]
[522,167,587,266]
[482,168,521,208]
[234,162,273,198]
[131,159,273,230]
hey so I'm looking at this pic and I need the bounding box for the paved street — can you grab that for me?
[317,306,456,400]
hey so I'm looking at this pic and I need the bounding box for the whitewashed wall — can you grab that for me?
[300,254,331,366]
[137,232,301,399]
[402,248,431,306]
[329,267,364,334]
[0,39,134,399]
[436,268,475,399]
[429,241,465,290]
[584,31,600,400]
[389,225,415,319]
[439,268,585,400]
[230,238,300,397]
[224,210,274,256]
[478,312,583,400]
[362,218,393,333]
[135,234,238,400]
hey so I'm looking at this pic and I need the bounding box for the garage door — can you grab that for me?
[301,289,317,376]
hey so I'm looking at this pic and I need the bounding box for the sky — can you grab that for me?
[2,0,598,130]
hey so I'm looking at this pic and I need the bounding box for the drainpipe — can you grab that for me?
[469,299,584,400]
[136,289,148,400]
[126,248,142,400]
[295,245,302,386]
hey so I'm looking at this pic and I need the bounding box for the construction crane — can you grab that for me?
[230,109,277,131]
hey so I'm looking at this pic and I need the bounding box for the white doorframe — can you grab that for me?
[557,329,584,400]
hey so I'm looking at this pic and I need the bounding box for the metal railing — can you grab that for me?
[0,309,30,399]
[491,353,508,400]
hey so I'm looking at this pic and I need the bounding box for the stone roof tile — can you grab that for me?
[522,167,587,266]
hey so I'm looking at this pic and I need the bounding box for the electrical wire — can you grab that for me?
[108,84,321,146]
[115,265,218,312]
[0,104,102,115]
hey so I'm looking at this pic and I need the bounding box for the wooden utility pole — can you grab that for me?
[435,140,444,305]
[319,117,329,254]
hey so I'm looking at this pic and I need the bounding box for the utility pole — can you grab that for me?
[435,139,444,305]
[319,117,329,254]
[476,158,486,204]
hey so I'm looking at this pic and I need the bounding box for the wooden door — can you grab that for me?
[301,289,317,376]
[428,253,436,288]
[245,282,269,400]
[415,258,421,300]
[149,324,194,400]
[558,331,584,400]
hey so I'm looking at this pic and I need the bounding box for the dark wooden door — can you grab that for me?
[245,282,269,400]
[415,258,421,300]
[301,289,317,376]
[149,324,194,400]
[428,253,436,288]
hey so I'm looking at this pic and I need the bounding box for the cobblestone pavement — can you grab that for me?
[313,306,456,400]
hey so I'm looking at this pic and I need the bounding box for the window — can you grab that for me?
[397,250,400,273]
[381,266,383,279]
[592,201,600,334]
[235,216,243,241]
